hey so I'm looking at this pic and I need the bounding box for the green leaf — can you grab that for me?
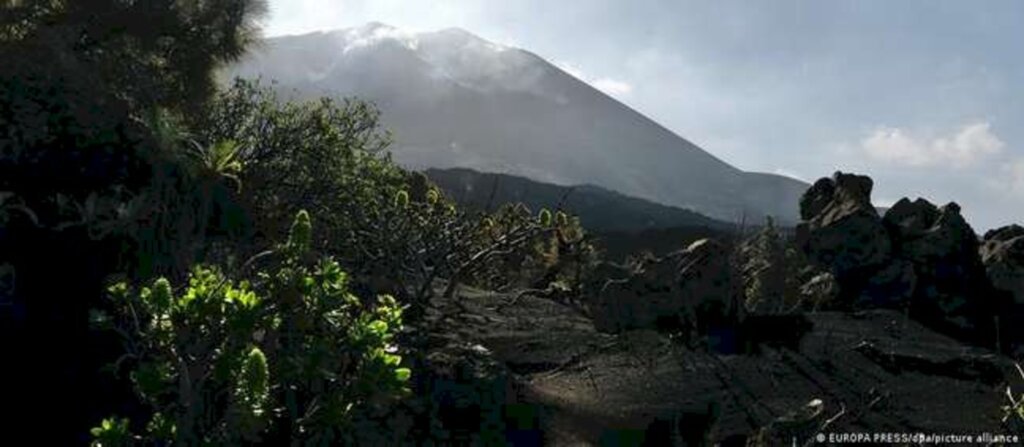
[107,282,129,300]
[89,416,131,447]
[394,368,411,382]
[146,412,176,440]
[369,320,388,334]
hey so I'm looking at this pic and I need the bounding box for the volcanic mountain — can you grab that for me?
[228,22,808,223]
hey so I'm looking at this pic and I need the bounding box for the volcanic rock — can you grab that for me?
[795,172,891,280]
[591,238,738,333]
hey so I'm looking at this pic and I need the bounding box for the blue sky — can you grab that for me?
[264,0,1023,230]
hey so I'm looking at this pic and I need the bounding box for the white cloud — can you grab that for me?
[555,61,585,80]
[771,168,810,183]
[592,78,634,96]
[555,61,633,98]
[341,23,419,53]
[861,122,1004,168]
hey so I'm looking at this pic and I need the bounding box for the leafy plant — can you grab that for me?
[460,203,599,296]
[91,210,411,445]
[89,417,132,447]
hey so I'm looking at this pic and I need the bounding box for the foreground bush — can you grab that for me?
[90,211,410,445]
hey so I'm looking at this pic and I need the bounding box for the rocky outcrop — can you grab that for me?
[795,171,996,344]
[591,238,739,333]
[881,198,993,337]
[859,259,917,308]
[982,225,1024,306]
[884,200,981,267]
[795,173,891,281]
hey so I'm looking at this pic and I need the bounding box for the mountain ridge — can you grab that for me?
[425,167,731,233]
[229,22,809,223]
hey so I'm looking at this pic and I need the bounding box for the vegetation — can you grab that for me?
[90,211,410,445]
[190,80,599,314]
[2,1,274,442]
[1,2,598,442]
[461,203,598,297]
[739,218,806,314]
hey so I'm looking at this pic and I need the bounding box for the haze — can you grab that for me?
[265,0,1024,230]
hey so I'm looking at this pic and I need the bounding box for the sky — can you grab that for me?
[264,0,1024,231]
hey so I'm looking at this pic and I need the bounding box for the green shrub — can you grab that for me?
[189,80,599,317]
[462,203,598,295]
[190,80,443,308]
[739,218,805,314]
[91,210,410,445]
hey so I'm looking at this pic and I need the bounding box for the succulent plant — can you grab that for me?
[395,190,410,208]
[288,209,313,254]
[538,208,553,227]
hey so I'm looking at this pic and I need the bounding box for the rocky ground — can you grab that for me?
[423,286,1015,446]
[411,171,1024,446]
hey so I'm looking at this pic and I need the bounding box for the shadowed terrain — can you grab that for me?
[427,287,1012,445]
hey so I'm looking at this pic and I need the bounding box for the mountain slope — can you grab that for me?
[228,23,807,223]
[425,167,730,233]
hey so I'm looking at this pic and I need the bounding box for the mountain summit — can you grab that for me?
[229,23,807,222]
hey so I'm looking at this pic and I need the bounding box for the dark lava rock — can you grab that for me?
[795,172,1000,346]
[592,238,739,334]
[881,198,993,339]
[795,172,892,281]
[982,224,1024,306]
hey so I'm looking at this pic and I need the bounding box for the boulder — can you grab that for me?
[591,238,738,333]
[794,173,996,343]
[859,259,917,308]
[677,239,738,332]
[983,224,1024,247]
[884,199,980,265]
[981,225,1024,306]
[882,198,992,336]
[795,172,891,280]
[799,177,836,221]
